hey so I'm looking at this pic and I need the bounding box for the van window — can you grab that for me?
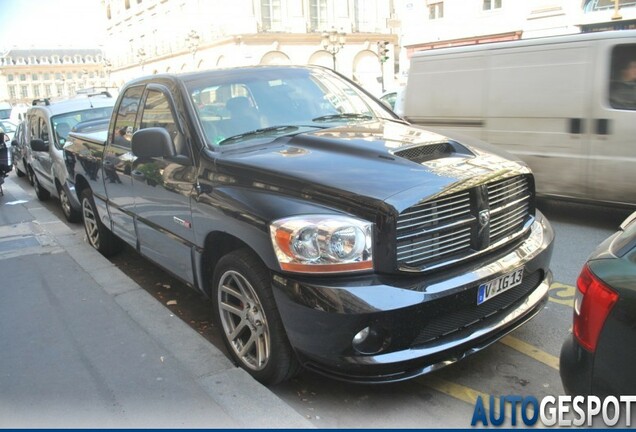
[609,44,636,110]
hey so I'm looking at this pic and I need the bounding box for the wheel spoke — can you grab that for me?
[239,332,256,358]
[228,320,248,341]
[220,300,243,317]
[221,283,246,303]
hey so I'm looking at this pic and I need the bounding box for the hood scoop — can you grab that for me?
[393,141,457,164]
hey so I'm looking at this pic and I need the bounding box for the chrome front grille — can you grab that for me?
[488,177,530,243]
[396,175,533,270]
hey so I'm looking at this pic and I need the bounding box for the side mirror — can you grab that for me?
[31,139,49,152]
[10,140,18,147]
[131,127,176,159]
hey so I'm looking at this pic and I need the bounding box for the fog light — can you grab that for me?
[352,326,390,355]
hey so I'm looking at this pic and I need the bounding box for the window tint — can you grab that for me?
[112,86,143,148]
[39,116,49,143]
[140,89,187,156]
[609,44,636,110]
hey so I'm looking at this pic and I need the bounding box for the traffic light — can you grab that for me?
[377,41,390,64]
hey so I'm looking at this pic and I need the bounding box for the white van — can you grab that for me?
[403,30,636,207]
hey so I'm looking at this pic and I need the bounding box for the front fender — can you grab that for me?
[192,185,353,272]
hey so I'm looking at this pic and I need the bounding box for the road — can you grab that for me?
[8,174,632,428]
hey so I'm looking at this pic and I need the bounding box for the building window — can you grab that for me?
[261,0,282,31]
[354,0,375,32]
[32,73,38,81]
[66,72,73,80]
[310,0,328,31]
[8,85,16,99]
[483,0,502,10]
[55,73,63,80]
[428,2,444,19]
[20,85,28,98]
[44,73,50,80]
[7,74,14,82]
[20,74,26,81]
[33,84,40,98]
[56,84,64,96]
[44,84,52,97]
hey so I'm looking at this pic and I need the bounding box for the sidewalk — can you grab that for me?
[0,175,312,428]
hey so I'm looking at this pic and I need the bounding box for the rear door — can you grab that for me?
[588,40,636,205]
[132,85,198,285]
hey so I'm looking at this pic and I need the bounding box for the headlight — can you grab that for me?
[270,215,373,273]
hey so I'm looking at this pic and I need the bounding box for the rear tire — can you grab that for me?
[80,188,122,257]
[212,249,301,385]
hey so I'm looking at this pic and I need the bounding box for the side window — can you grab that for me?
[39,117,50,144]
[140,90,188,156]
[112,86,143,148]
[609,44,636,110]
[28,114,39,143]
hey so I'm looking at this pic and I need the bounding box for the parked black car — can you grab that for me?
[560,212,636,396]
[64,66,554,384]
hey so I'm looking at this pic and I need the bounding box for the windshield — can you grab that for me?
[51,106,113,148]
[187,67,395,148]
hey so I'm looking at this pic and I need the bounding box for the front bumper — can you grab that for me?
[272,211,554,383]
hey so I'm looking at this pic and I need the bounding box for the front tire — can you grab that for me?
[212,249,300,385]
[58,184,80,223]
[80,188,121,257]
[33,173,50,201]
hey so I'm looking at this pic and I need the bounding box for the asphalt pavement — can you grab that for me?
[0,175,312,428]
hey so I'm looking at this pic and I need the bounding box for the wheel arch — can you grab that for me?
[199,231,275,298]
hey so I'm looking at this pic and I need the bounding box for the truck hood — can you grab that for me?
[213,121,531,212]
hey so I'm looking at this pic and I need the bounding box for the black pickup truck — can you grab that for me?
[63,66,554,384]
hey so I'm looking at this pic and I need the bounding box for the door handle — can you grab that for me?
[568,118,583,134]
[595,119,610,135]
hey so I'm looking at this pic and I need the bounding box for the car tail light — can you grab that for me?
[573,264,619,352]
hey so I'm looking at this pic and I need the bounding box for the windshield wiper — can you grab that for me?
[218,125,300,145]
[311,113,373,122]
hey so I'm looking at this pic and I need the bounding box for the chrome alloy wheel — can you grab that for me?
[82,197,100,249]
[60,188,72,218]
[217,270,270,371]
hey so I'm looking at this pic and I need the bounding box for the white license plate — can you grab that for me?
[477,269,524,305]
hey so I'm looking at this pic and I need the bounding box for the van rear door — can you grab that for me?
[588,40,636,206]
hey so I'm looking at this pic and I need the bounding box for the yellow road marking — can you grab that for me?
[499,335,560,370]
[548,282,575,307]
[418,376,504,419]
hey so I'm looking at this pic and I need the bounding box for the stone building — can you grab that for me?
[103,0,399,96]
[397,0,636,75]
[0,49,109,106]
